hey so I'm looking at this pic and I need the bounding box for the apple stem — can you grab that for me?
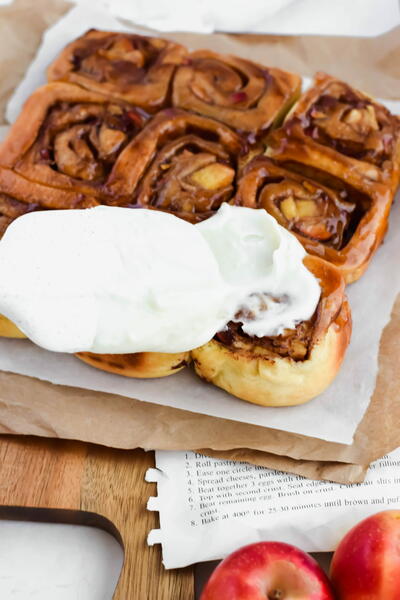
[267,590,284,600]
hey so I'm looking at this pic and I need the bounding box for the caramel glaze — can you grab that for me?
[47,30,188,112]
[114,108,247,223]
[0,194,40,237]
[0,82,148,210]
[236,156,363,251]
[281,72,400,193]
[213,255,346,362]
[172,50,301,140]
[267,130,393,283]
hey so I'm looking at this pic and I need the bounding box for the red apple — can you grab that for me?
[330,509,400,599]
[201,541,334,600]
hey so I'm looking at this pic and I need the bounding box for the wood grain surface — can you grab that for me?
[0,435,194,599]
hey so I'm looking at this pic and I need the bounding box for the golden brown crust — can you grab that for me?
[270,72,400,194]
[0,314,190,378]
[236,156,392,283]
[192,256,352,407]
[0,82,147,208]
[0,315,26,338]
[109,107,246,222]
[172,50,301,139]
[76,350,190,378]
[0,167,99,221]
[47,30,188,112]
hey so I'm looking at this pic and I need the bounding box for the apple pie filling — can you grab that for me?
[48,30,188,111]
[291,80,398,169]
[132,109,245,222]
[236,157,369,251]
[215,311,318,361]
[35,101,145,182]
[69,35,174,86]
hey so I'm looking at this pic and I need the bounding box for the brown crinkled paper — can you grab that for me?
[0,0,399,483]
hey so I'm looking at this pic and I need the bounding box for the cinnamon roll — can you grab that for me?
[192,256,351,407]
[47,30,187,112]
[172,50,301,140]
[0,82,146,208]
[0,309,189,375]
[270,72,400,194]
[76,351,190,378]
[110,108,246,222]
[236,156,392,283]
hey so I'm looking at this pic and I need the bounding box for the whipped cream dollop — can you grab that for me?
[198,204,321,338]
[0,204,320,353]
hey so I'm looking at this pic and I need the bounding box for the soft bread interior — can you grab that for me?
[0,315,26,338]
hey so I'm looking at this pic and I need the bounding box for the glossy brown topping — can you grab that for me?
[33,101,144,183]
[286,73,399,170]
[0,194,39,237]
[48,30,187,111]
[70,35,167,84]
[0,84,145,221]
[236,157,365,250]
[215,317,316,360]
[123,109,245,222]
[214,255,345,361]
[172,50,301,139]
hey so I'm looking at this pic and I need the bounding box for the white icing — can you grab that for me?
[198,204,321,338]
[0,204,320,353]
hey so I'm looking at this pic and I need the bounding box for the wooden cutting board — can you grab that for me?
[0,435,194,599]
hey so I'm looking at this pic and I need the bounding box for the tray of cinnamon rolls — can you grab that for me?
[0,29,399,409]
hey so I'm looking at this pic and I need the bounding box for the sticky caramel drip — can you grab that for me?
[215,317,316,361]
[236,157,361,250]
[35,102,144,183]
[133,109,244,223]
[0,194,40,237]
[300,83,396,168]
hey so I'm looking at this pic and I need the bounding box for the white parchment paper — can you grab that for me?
[1,7,400,445]
[0,178,399,444]
[35,0,400,36]
[147,448,400,568]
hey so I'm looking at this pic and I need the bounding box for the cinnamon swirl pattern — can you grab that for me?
[172,50,301,140]
[122,108,246,222]
[192,256,352,407]
[47,30,187,112]
[0,82,147,210]
[270,72,400,193]
[236,156,392,283]
[1,30,399,388]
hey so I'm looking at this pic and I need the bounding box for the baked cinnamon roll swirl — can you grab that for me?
[236,156,392,283]
[272,72,400,193]
[109,108,246,222]
[172,50,301,140]
[0,82,146,207]
[192,256,351,407]
[47,30,187,112]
